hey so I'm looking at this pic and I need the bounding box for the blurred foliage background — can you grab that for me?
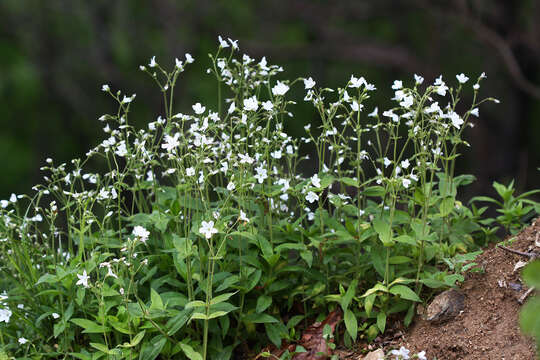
[1,0,539,200]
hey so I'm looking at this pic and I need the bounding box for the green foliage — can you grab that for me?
[520,261,540,349]
[0,39,534,360]
[471,180,540,235]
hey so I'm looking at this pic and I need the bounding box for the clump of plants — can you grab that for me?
[0,37,537,360]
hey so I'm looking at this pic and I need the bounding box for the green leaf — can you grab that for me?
[404,304,415,327]
[388,256,412,264]
[420,278,447,288]
[36,273,57,285]
[190,312,209,320]
[395,235,417,246]
[243,313,279,323]
[256,295,272,313]
[440,196,455,216]
[377,311,386,333]
[210,292,237,306]
[70,318,110,333]
[363,186,386,197]
[389,285,421,302]
[90,343,110,353]
[523,261,540,288]
[340,279,357,311]
[180,343,203,360]
[361,283,388,298]
[300,250,313,268]
[167,308,194,336]
[364,293,376,317]
[265,322,287,348]
[150,288,164,310]
[520,297,540,347]
[185,300,206,309]
[139,335,166,360]
[340,177,359,187]
[207,311,228,319]
[119,330,146,348]
[373,217,393,246]
[344,309,358,341]
[53,322,66,338]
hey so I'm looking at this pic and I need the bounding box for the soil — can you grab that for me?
[393,217,540,360]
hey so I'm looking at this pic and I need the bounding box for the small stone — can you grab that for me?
[361,348,385,360]
[426,288,465,323]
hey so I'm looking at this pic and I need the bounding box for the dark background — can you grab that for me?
[1,1,539,200]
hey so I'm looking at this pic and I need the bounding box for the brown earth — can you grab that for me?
[395,217,540,360]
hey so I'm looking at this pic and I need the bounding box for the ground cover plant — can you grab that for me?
[0,38,539,360]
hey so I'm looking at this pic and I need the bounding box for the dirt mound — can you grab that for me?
[399,218,540,359]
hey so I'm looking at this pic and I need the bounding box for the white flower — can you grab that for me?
[390,346,410,359]
[239,210,250,223]
[185,53,194,63]
[238,153,254,164]
[186,167,195,176]
[254,165,268,184]
[400,95,414,108]
[416,351,427,360]
[228,102,236,114]
[401,159,410,169]
[456,73,469,84]
[368,107,378,117]
[121,94,136,104]
[351,100,361,112]
[1,200,8,208]
[243,96,259,111]
[227,181,236,191]
[473,83,480,90]
[414,74,424,85]
[262,101,274,111]
[383,110,399,122]
[76,270,91,288]
[392,80,403,90]
[132,226,150,243]
[383,157,391,167]
[192,102,206,115]
[175,58,183,68]
[162,133,180,152]
[228,38,239,49]
[272,81,289,96]
[149,56,157,68]
[101,84,110,92]
[349,75,366,88]
[106,267,118,279]
[52,312,60,319]
[218,35,229,48]
[115,142,128,157]
[271,150,282,159]
[306,191,319,203]
[10,193,17,203]
[434,76,448,96]
[402,178,411,189]
[0,308,12,323]
[448,111,464,129]
[424,102,441,114]
[18,337,28,345]
[470,108,479,117]
[303,77,316,89]
[199,220,218,239]
[286,145,294,154]
[311,174,321,188]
